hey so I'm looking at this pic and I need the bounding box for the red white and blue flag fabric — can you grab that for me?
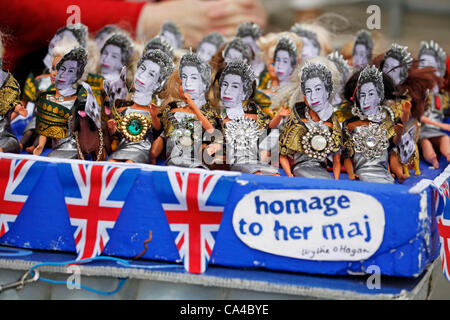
[432,179,450,281]
[0,158,44,238]
[57,163,139,260]
[153,170,235,273]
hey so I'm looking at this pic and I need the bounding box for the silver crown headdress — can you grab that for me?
[327,51,351,84]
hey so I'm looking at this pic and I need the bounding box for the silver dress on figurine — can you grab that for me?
[225,116,279,174]
[165,112,207,169]
[351,125,394,184]
[108,108,152,164]
[0,114,20,153]
[47,100,78,159]
[420,92,448,140]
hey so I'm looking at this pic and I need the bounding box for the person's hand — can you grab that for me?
[137,0,267,47]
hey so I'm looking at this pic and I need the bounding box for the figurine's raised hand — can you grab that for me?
[278,106,291,118]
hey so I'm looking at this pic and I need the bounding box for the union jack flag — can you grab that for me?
[433,178,450,281]
[154,170,233,273]
[438,215,450,281]
[0,158,41,238]
[57,163,139,260]
[432,180,449,218]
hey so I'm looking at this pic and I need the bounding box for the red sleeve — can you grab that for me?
[0,0,147,71]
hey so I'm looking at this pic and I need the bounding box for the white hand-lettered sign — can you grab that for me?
[232,189,385,261]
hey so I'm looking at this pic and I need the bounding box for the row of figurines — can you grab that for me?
[0,21,449,184]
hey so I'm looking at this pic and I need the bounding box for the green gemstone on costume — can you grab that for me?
[128,119,142,135]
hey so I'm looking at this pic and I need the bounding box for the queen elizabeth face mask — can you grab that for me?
[353,44,369,70]
[100,44,124,81]
[221,73,246,119]
[181,65,207,105]
[55,60,78,96]
[274,50,294,85]
[418,54,440,76]
[301,37,320,60]
[133,60,161,105]
[359,82,381,117]
[304,77,333,120]
[224,48,244,64]
[382,57,401,86]
[197,42,217,63]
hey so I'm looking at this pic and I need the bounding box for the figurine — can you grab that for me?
[34,46,88,158]
[379,43,438,181]
[151,52,221,168]
[107,49,174,164]
[21,28,84,153]
[417,41,450,168]
[351,30,373,71]
[278,58,342,179]
[0,34,28,153]
[219,59,280,175]
[71,83,112,161]
[196,31,225,63]
[342,65,398,184]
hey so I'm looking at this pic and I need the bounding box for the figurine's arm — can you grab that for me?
[10,103,28,121]
[150,135,165,162]
[280,155,293,177]
[149,103,161,131]
[343,158,357,180]
[332,152,341,180]
[269,106,291,129]
[180,86,214,133]
[420,115,450,131]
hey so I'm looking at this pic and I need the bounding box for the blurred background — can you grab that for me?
[261,0,450,56]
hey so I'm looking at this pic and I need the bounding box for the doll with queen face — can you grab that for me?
[151,52,221,169]
[34,46,88,158]
[417,41,450,168]
[219,59,279,175]
[107,49,174,164]
[378,43,438,182]
[279,58,342,179]
[342,65,399,184]
[0,34,28,153]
